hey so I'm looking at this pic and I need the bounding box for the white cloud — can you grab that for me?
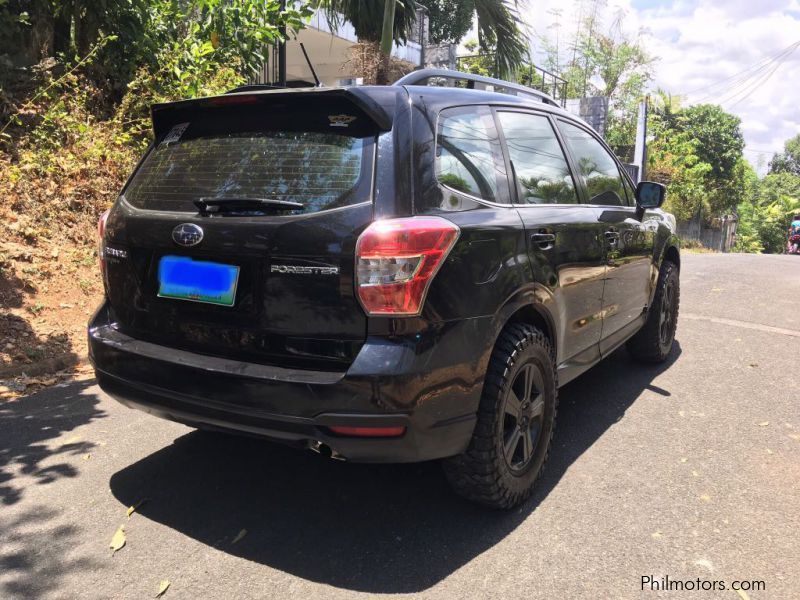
[518,0,800,172]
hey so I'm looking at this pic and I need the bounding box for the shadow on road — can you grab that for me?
[0,379,104,506]
[109,343,681,593]
[1,505,101,598]
[1,379,106,597]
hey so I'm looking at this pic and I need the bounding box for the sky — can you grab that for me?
[516,0,800,172]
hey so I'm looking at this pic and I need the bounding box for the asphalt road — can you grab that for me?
[2,254,799,600]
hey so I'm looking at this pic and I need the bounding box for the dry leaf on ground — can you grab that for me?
[110,525,126,554]
[156,580,170,598]
[126,498,147,518]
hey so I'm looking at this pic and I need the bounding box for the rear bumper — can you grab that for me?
[89,302,493,462]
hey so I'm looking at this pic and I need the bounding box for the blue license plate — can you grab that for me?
[157,255,240,307]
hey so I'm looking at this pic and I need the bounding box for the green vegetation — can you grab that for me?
[739,134,800,253]
[768,133,800,176]
[1,1,311,245]
[648,99,747,221]
[319,0,527,82]
[422,0,475,45]
[457,39,497,77]
[535,0,655,159]
[734,171,800,254]
[420,0,527,78]
[646,98,800,253]
[1,0,796,264]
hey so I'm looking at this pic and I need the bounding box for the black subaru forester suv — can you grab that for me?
[90,70,680,509]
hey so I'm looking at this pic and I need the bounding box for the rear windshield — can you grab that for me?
[123,131,372,213]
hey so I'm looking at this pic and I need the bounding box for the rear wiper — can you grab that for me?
[194,197,305,215]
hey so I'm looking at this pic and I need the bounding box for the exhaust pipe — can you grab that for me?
[307,440,346,461]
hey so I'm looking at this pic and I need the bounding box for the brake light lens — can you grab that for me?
[355,216,459,316]
[328,425,406,437]
[97,209,110,284]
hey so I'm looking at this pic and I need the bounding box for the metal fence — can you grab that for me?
[454,55,568,107]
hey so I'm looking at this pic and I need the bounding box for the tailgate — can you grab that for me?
[102,89,394,370]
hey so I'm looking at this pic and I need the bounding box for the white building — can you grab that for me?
[258,9,427,87]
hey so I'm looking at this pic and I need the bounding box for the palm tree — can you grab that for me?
[317,0,528,84]
[468,0,529,78]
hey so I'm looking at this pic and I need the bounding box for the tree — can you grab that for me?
[648,103,746,222]
[677,104,744,179]
[457,40,496,77]
[420,0,474,45]
[676,104,745,217]
[318,0,418,84]
[735,171,800,253]
[320,0,528,82]
[769,133,800,176]
[534,0,655,156]
[0,1,312,92]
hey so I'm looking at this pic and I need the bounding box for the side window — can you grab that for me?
[436,106,506,202]
[558,120,627,206]
[497,111,579,205]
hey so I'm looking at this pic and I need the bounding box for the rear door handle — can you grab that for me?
[531,232,556,250]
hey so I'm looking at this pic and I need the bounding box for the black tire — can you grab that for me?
[627,259,680,363]
[443,323,557,509]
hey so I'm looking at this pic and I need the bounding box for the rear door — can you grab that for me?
[102,91,385,370]
[555,119,654,353]
[495,109,607,369]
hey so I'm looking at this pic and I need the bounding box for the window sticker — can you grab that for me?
[160,122,190,147]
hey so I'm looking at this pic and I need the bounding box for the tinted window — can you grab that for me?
[558,121,626,206]
[498,111,578,205]
[124,131,369,213]
[436,106,506,202]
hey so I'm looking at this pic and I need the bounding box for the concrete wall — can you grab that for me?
[565,97,609,137]
[677,215,738,252]
[424,43,457,70]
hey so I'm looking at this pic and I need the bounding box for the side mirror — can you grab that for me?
[635,181,666,209]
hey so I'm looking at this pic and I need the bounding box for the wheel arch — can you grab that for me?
[506,304,556,352]
[490,287,558,363]
[663,244,680,270]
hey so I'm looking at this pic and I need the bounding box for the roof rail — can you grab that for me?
[393,68,560,107]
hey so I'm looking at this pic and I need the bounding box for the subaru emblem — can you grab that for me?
[172,223,204,247]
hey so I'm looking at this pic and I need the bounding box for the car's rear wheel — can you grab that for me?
[627,259,680,363]
[443,323,557,509]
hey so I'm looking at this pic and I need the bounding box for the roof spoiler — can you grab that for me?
[150,87,397,140]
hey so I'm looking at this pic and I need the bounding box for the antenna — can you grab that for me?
[299,42,321,87]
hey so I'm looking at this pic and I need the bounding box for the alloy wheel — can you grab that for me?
[502,362,546,473]
[659,278,677,346]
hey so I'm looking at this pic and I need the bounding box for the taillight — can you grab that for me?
[98,209,110,286]
[355,216,459,316]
